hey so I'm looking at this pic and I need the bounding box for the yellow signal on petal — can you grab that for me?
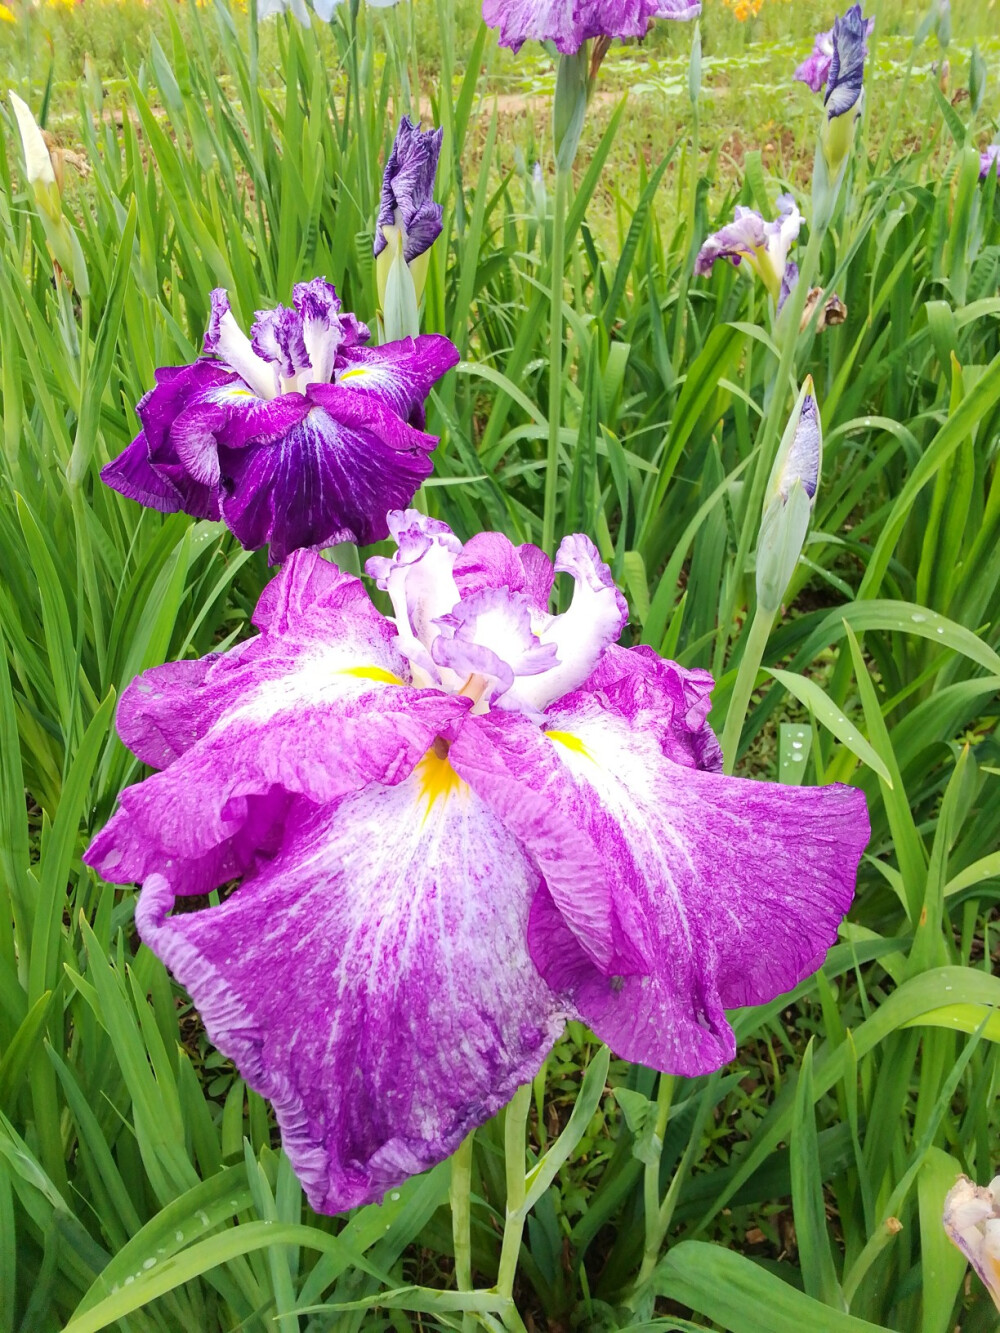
[416,749,466,818]
[546,729,592,759]
[338,665,403,685]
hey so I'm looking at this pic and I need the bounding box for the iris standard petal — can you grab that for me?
[825,4,870,119]
[374,118,444,264]
[86,550,470,895]
[134,760,567,1214]
[452,694,869,1077]
[506,534,628,715]
[218,387,438,560]
[452,532,554,610]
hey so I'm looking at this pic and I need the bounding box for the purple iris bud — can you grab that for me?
[481,0,700,56]
[795,14,872,94]
[695,195,802,304]
[980,145,1000,181]
[101,281,460,561]
[824,4,872,120]
[86,512,869,1215]
[374,117,444,265]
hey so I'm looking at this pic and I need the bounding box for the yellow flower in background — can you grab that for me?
[0,3,16,21]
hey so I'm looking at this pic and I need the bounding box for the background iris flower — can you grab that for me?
[86,511,869,1215]
[794,13,873,94]
[981,145,1000,180]
[101,280,459,561]
[695,195,802,306]
[480,0,700,56]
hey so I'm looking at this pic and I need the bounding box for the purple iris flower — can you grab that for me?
[101,280,460,562]
[481,0,700,56]
[824,4,872,120]
[795,14,873,94]
[374,117,444,266]
[85,512,869,1214]
[695,195,802,305]
[981,145,1000,181]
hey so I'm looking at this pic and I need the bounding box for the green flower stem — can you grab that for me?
[635,1074,675,1290]
[449,1133,475,1333]
[541,165,570,558]
[720,217,824,657]
[719,602,777,775]
[495,1082,532,1330]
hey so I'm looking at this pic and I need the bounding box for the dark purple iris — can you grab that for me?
[101,279,460,561]
[374,118,444,265]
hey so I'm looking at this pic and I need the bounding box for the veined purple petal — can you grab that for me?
[251,305,311,381]
[293,277,370,385]
[217,386,438,561]
[482,0,698,54]
[134,763,567,1213]
[85,549,470,896]
[453,532,554,610]
[825,5,871,119]
[451,691,869,1076]
[101,361,242,521]
[794,29,833,92]
[334,335,461,424]
[694,205,768,277]
[375,117,444,264]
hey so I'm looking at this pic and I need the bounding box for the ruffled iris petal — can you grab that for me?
[335,335,461,424]
[86,551,470,895]
[452,692,869,1076]
[134,764,566,1214]
[482,0,699,55]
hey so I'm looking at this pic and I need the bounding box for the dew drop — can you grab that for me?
[390,1191,401,1201]
[124,1275,134,1286]
[143,1258,157,1270]
[911,613,927,623]
[175,1230,184,1243]
[197,1210,210,1228]
[936,626,944,634]
[791,751,805,762]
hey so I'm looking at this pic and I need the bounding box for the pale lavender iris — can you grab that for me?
[374,117,444,265]
[695,195,802,305]
[482,0,700,56]
[101,280,459,561]
[85,512,869,1214]
[795,14,872,94]
[981,145,1000,181]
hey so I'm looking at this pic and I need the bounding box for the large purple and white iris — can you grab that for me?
[101,280,459,561]
[481,0,700,55]
[86,512,869,1215]
[695,195,802,307]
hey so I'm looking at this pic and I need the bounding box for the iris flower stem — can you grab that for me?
[636,1074,675,1289]
[495,1082,532,1328]
[720,217,824,664]
[449,1133,475,1333]
[541,166,570,558]
[720,603,777,775]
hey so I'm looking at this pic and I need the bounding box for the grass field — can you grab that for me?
[1,0,999,1329]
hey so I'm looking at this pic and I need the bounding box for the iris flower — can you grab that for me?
[374,118,444,337]
[481,0,700,56]
[695,195,802,306]
[86,512,869,1214]
[101,281,459,561]
[980,145,1000,181]
[794,13,873,94]
[943,1173,1000,1312]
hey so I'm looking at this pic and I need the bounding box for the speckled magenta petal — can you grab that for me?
[482,0,698,54]
[86,550,470,895]
[134,764,567,1214]
[451,692,869,1076]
